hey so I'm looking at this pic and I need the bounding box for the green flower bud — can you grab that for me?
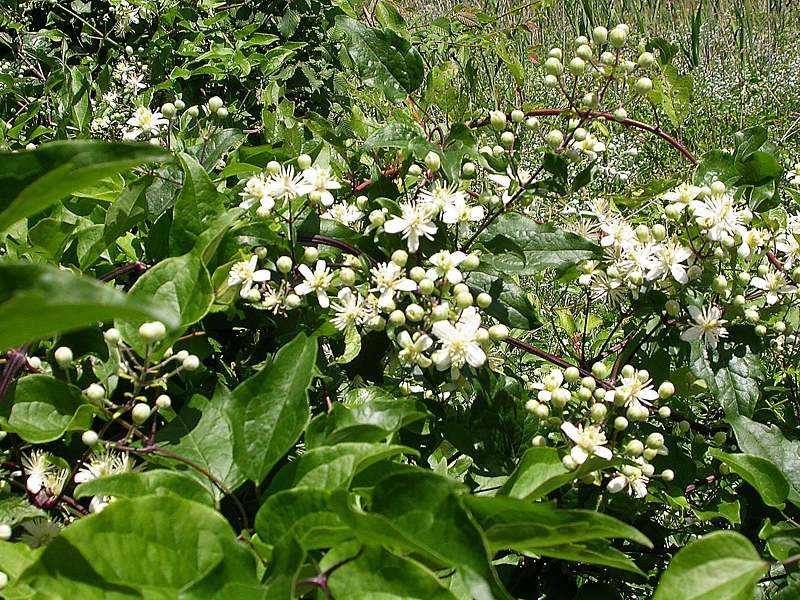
[215,107,228,119]
[626,439,644,456]
[156,394,172,410]
[646,432,665,448]
[500,131,515,147]
[576,44,593,61]
[139,321,167,343]
[489,324,509,341]
[634,77,653,95]
[431,304,450,321]
[276,256,293,274]
[546,129,564,149]
[388,310,406,327]
[614,416,629,430]
[297,153,312,169]
[174,99,186,111]
[609,27,627,48]
[544,74,560,88]
[339,267,356,286]
[755,324,767,337]
[568,57,586,75]
[511,109,524,123]
[544,57,563,76]
[489,110,507,130]
[132,402,152,424]
[391,249,408,267]
[658,381,675,399]
[592,26,608,45]
[161,102,176,118]
[590,402,607,421]
[187,105,200,118]
[462,161,476,177]
[613,107,628,121]
[661,469,675,481]
[82,430,99,446]
[408,163,422,176]
[476,292,492,308]
[564,366,580,382]
[525,116,540,130]
[461,254,480,271]
[303,246,319,264]
[665,299,680,316]
[591,362,609,379]
[85,383,105,402]
[285,293,302,309]
[208,96,224,112]
[658,406,672,418]
[424,151,441,172]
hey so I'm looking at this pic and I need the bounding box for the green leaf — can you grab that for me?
[466,270,539,330]
[265,443,416,496]
[734,126,768,161]
[729,416,800,505]
[693,151,738,187]
[479,214,601,274]
[226,332,318,482]
[653,531,768,600]
[305,387,428,447]
[74,470,215,506]
[1,375,92,443]
[103,179,150,245]
[336,17,424,102]
[116,252,213,355]
[463,495,651,549]
[736,151,783,186]
[689,342,762,418]
[0,141,170,232]
[170,153,226,255]
[0,262,178,352]
[710,449,790,508]
[324,543,458,600]
[0,496,45,527]
[525,540,645,575]
[498,447,570,499]
[363,122,437,160]
[0,541,37,583]
[333,326,362,365]
[15,496,257,597]
[155,389,245,501]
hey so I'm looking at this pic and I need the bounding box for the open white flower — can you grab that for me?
[397,330,433,368]
[427,250,467,284]
[21,450,52,494]
[737,228,767,258]
[590,271,627,305]
[238,174,272,210]
[265,165,314,202]
[441,195,485,236]
[661,182,702,210]
[383,203,438,253]
[691,193,742,241]
[74,450,135,513]
[295,260,333,308]
[750,271,797,304]
[331,288,366,331]
[125,106,168,139]
[607,464,649,498]
[560,422,612,464]
[370,261,417,301]
[431,307,486,376]
[600,218,637,250]
[228,256,271,298]
[303,166,341,207]
[419,182,465,216]
[615,374,659,407]
[322,203,364,225]
[680,304,728,349]
[19,518,61,548]
[646,240,693,284]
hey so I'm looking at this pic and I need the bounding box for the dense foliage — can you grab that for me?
[1,1,800,598]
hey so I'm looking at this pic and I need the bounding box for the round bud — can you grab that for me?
[576,44,593,61]
[85,383,105,402]
[0,525,11,541]
[407,163,422,177]
[658,381,675,399]
[174,99,185,111]
[54,346,73,367]
[488,324,509,341]
[431,304,450,322]
[591,362,609,379]
[82,430,99,446]
[635,224,651,243]
[103,328,121,344]
[678,420,691,433]
[661,469,675,482]
[609,27,627,48]
[534,404,550,419]
[712,430,727,445]
[207,96,224,112]
[388,310,406,327]
[339,267,356,286]
[510,109,524,123]
[132,403,152,424]
[658,406,672,418]
[687,265,703,280]
[500,131,515,147]
[424,151,441,172]
[551,388,571,408]
[758,263,770,276]
[665,299,680,317]
[600,51,616,65]
[562,454,577,470]
[355,195,369,210]
[139,321,167,343]
[161,102,176,118]
[476,292,492,309]
[613,107,628,122]
[405,304,425,322]
[567,57,586,76]
[462,161,476,177]
[651,223,666,241]
[405,266,424,283]
[266,160,282,175]
[525,116,540,130]
[643,448,659,461]
[476,329,490,345]
[175,350,189,361]
[775,320,787,333]
[531,434,547,447]
[713,247,726,259]
[461,254,480,271]
[377,297,396,313]
[755,324,767,337]
[710,180,726,195]
[634,77,653,95]
[369,210,385,227]
[641,463,656,477]
[712,274,728,293]
[276,255,293,274]
[547,47,563,60]
[546,129,564,149]
[285,293,302,309]
[592,388,605,401]
[646,432,665,448]
[664,203,682,220]
[182,355,200,371]
[544,74,560,88]
[638,51,656,68]
[156,394,172,410]
[303,246,319,264]
[296,153,313,170]
[564,366,580,383]
[544,57,563,76]
[626,439,644,456]
[577,386,593,402]
[491,145,504,156]
[525,399,539,413]
[592,25,609,44]
[391,249,408,267]
[453,283,469,296]
[244,288,261,303]
[187,105,200,118]
[27,356,42,370]
[572,127,587,142]
[614,416,629,431]
[590,402,607,421]
[580,375,596,391]
[489,110,507,131]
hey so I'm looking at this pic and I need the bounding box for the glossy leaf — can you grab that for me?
[74,470,215,506]
[689,342,762,418]
[170,153,226,255]
[466,270,539,330]
[710,449,790,508]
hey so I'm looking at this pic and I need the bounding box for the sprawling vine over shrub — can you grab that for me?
[0,1,799,598]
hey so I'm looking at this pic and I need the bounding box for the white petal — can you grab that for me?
[571,446,589,464]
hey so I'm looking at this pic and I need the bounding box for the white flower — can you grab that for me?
[600,218,636,250]
[295,260,333,308]
[441,195,485,236]
[573,133,606,158]
[590,271,627,305]
[691,193,742,241]
[322,203,364,225]
[397,330,434,368]
[370,261,417,302]
[777,233,800,269]
[427,250,467,284]
[431,307,486,376]
[646,240,693,284]
[21,450,52,494]
[661,182,702,209]
[265,165,314,202]
[615,374,659,408]
[74,450,135,513]
[19,518,61,548]
[383,203,438,253]
[618,243,656,284]
[419,182,465,216]
[125,107,168,139]
[786,164,800,186]
[303,166,341,207]
[607,465,649,498]
[560,422,612,464]
[331,288,366,331]
[228,256,271,298]
[239,174,273,210]
[750,271,797,304]
[680,304,728,349]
